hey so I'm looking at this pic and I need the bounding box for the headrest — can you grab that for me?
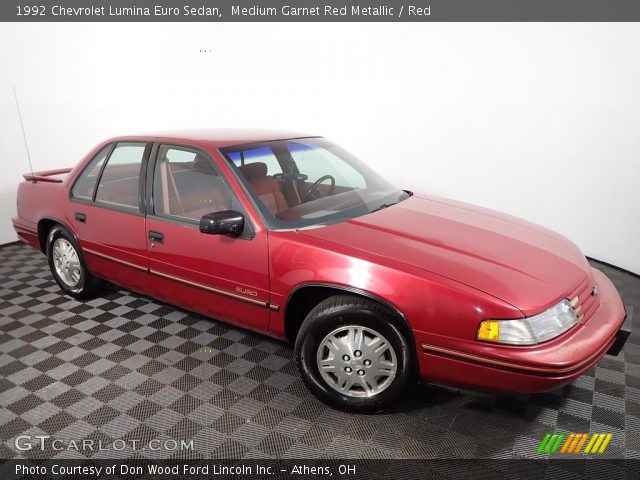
[192,153,217,175]
[239,162,268,179]
[193,153,209,164]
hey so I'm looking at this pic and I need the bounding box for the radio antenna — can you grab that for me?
[13,86,36,182]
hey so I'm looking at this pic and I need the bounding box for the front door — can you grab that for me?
[144,143,270,332]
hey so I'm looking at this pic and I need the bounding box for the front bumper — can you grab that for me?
[416,267,627,393]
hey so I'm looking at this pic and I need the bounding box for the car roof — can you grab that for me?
[115,129,317,148]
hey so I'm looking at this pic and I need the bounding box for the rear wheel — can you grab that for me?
[46,225,101,299]
[295,295,413,412]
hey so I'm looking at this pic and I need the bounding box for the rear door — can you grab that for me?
[68,141,151,292]
[143,143,270,332]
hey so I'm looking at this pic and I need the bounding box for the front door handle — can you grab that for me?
[148,231,164,243]
[75,212,86,223]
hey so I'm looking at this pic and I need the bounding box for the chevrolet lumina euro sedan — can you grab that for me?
[13,130,628,411]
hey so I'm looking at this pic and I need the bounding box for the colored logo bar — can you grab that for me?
[537,433,612,454]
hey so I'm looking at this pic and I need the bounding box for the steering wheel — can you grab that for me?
[303,175,336,202]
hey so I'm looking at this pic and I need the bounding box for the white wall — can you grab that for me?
[1,23,639,273]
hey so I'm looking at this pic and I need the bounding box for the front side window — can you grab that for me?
[220,137,409,229]
[94,142,146,211]
[152,145,235,221]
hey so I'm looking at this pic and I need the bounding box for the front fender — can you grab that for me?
[268,230,522,342]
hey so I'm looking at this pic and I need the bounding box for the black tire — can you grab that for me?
[294,295,414,412]
[46,224,102,300]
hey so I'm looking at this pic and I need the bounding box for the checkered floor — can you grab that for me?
[0,243,638,460]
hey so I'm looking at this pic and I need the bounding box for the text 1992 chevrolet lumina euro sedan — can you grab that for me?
[13,130,628,411]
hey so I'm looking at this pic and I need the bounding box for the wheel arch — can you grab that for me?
[284,283,414,346]
[37,216,80,254]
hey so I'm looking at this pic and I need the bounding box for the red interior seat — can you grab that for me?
[239,162,288,214]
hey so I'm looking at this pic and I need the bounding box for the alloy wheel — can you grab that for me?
[316,325,398,398]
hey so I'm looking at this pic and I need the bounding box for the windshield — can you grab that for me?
[220,138,410,229]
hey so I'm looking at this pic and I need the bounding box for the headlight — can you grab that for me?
[477,300,578,345]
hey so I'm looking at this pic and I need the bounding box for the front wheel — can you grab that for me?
[295,295,414,412]
[46,225,102,300]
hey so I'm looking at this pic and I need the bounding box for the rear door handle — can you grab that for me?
[148,231,164,243]
[75,212,86,223]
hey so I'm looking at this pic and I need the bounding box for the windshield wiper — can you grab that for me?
[370,202,398,213]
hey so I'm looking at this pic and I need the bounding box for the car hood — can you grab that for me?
[299,194,591,314]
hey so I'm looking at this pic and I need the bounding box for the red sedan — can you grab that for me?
[12,130,628,411]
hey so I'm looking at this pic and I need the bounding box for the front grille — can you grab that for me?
[568,275,600,323]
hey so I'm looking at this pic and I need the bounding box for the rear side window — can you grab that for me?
[71,144,112,200]
[94,142,146,211]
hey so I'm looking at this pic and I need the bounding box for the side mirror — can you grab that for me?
[199,210,244,237]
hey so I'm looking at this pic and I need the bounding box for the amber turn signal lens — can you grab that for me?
[477,320,500,342]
